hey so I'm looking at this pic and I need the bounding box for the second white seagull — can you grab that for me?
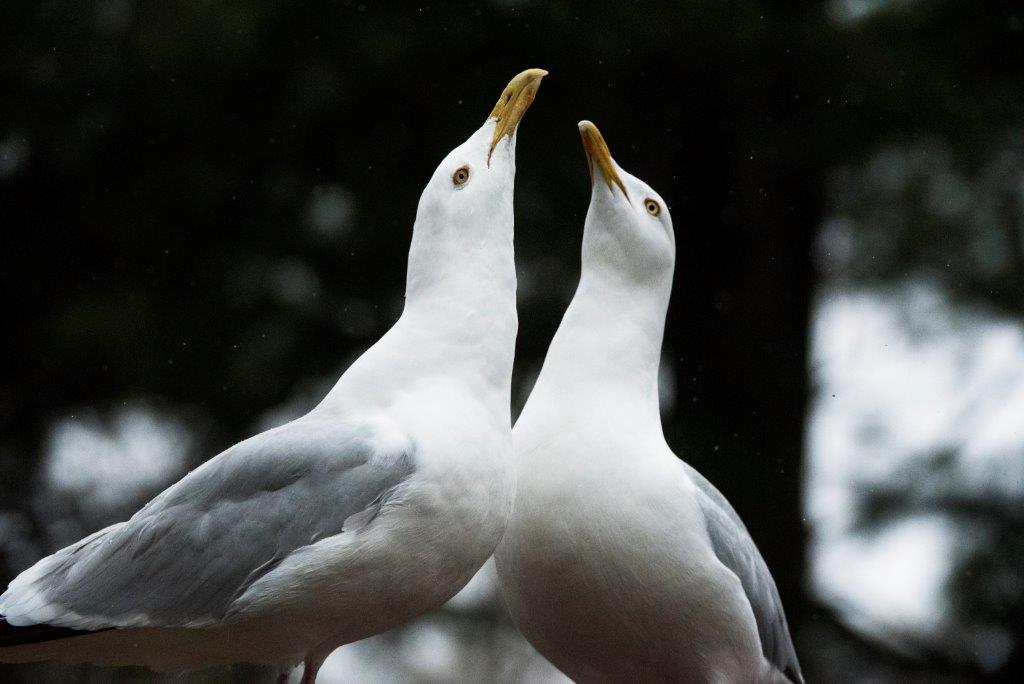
[495,121,803,683]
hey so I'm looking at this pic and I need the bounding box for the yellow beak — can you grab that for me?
[578,120,629,201]
[487,68,548,164]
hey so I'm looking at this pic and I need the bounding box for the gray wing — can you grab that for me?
[1,415,415,630]
[680,462,804,684]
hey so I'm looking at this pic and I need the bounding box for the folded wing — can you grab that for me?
[681,462,804,684]
[0,415,415,632]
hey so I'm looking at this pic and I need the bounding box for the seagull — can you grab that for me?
[494,121,803,683]
[0,67,547,683]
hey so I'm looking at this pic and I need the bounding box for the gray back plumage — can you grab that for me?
[680,462,804,684]
[17,415,415,629]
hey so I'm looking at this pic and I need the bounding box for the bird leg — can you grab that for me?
[300,650,328,684]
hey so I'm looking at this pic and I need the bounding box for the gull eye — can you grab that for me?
[644,198,661,216]
[452,165,471,187]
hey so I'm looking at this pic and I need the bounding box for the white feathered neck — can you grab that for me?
[326,121,518,418]
[525,178,674,432]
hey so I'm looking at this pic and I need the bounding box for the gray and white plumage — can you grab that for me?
[5,418,414,630]
[684,462,803,681]
[0,68,546,682]
[494,121,803,683]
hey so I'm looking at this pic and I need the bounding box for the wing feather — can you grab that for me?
[681,462,804,684]
[0,414,415,631]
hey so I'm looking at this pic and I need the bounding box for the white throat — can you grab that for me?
[323,124,519,419]
[527,210,673,430]
[401,188,518,397]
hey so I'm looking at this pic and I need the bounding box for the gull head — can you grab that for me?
[413,68,546,233]
[577,120,675,284]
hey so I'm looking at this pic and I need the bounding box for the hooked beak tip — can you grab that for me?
[486,68,548,164]
[578,120,629,201]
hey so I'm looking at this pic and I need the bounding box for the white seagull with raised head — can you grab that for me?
[495,121,803,683]
[0,68,546,683]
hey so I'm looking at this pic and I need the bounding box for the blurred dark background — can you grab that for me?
[2,1,1022,681]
